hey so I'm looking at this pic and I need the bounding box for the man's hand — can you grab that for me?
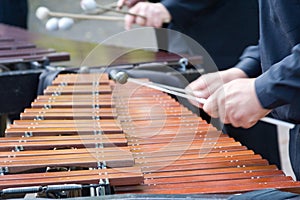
[186,68,248,108]
[124,2,171,30]
[203,78,271,128]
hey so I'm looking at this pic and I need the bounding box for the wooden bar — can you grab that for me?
[0,153,134,173]
[5,127,123,137]
[0,166,143,189]
[0,134,128,151]
[0,147,131,158]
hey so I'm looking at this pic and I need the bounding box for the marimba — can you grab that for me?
[1,72,300,199]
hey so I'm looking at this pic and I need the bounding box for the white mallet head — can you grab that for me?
[110,70,129,84]
[115,71,128,84]
[58,17,74,30]
[45,18,59,31]
[36,6,50,20]
[80,0,98,11]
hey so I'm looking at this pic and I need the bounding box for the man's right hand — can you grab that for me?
[123,2,171,30]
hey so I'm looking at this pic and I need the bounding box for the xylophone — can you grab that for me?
[1,73,300,198]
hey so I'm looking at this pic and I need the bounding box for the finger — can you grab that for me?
[152,16,164,28]
[117,0,126,9]
[192,91,206,98]
[152,19,163,28]
[135,4,147,26]
[186,90,204,108]
[188,79,211,99]
[125,4,141,30]
[189,100,204,109]
[216,92,227,124]
[228,112,246,128]
[218,108,230,125]
[217,105,226,124]
[184,88,206,108]
[186,82,210,100]
[124,14,136,30]
[150,8,163,28]
[223,116,230,124]
[242,119,258,129]
[203,96,219,118]
[151,3,170,28]
[188,77,207,91]
[185,86,204,97]
[125,0,142,8]
[135,16,146,26]
[207,106,219,118]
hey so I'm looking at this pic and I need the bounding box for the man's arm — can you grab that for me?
[255,43,300,109]
[161,0,221,26]
[234,45,261,78]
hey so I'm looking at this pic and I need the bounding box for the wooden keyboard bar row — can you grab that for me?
[1,73,300,197]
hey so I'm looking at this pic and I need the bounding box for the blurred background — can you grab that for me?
[27,0,158,67]
[29,0,157,56]
[30,0,123,42]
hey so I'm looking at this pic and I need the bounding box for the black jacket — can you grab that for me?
[161,0,259,69]
[236,0,300,123]
[0,0,28,29]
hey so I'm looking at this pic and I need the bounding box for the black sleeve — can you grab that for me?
[255,44,300,109]
[235,45,261,78]
[161,0,222,26]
